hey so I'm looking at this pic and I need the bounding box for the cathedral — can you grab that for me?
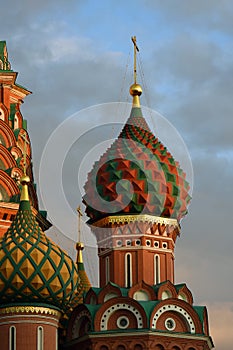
[0,40,214,350]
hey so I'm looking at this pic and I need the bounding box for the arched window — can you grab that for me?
[125,253,132,288]
[134,345,143,350]
[9,326,16,350]
[100,346,109,350]
[133,290,149,301]
[37,326,43,350]
[178,292,188,302]
[14,115,19,129]
[154,254,160,284]
[105,256,110,284]
[117,346,126,350]
[104,292,118,302]
[162,290,172,299]
[154,346,164,350]
[0,109,4,121]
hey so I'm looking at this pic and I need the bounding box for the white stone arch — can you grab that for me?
[151,304,196,333]
[100,303,143,330]
[14,114,19,129]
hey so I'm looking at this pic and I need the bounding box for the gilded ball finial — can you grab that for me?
[20,175,30,202]
[129,83,142,97]
[20,175,30,185]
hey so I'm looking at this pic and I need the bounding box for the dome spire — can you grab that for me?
[0,41,11,71]
[19,131,30,203]
[130,36,142,108]
[75,205,91,295]
[19,175,30,202]
[76,205,84,265]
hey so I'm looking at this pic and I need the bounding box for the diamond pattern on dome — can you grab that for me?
[20,259,34,279]
[0,279,5,291]
[1,259,13,279]
[23,287,32,295]
[30,249,44,265]
[84,107,191,222]
[40,287,50,296]
[11,248,24,263]
[31,275,44,290]
[0,200,81,311]
[49,250,62,266]
[60,262,71,284]
[50,276,62,293]
[41,259,55,280]
[11,275,24,289]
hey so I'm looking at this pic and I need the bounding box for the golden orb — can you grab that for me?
[129,83,142,96]
[76,242,84,251]
[20,175,30,185]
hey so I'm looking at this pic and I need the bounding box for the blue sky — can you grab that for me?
[1,1,233,348]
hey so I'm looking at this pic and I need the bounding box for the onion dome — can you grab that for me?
[0,175,81,311]
[70,207,91,306]
[83,83,191,222]
[76,242,91,293]
[69,242,92,307]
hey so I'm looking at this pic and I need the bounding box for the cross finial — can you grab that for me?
[76,205,84,264]
[21,131,30,176]
[77,205,83,242]
[131,36,139,84]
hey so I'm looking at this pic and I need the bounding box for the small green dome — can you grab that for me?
[0,199,81,311]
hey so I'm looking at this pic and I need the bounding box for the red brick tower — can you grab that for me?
[66,37,214,350]
[0,42,88,350]
[0,41,50,236]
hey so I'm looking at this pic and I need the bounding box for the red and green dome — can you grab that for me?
[0,177,81,311]
[83,95,191,222]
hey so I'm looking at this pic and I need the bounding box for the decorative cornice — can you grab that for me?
[0,305,61,317]
[92,214,179,229]
[82,331,214,348]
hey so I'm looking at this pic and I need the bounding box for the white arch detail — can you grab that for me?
[100,303,143,330]
[151,304,196,333]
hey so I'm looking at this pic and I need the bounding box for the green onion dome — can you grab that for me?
[0,176,81,311]
[83,102,191,223]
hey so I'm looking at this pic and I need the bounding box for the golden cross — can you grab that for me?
[21,131,30,175]
[131,36,139,84]
[77,205,83,242]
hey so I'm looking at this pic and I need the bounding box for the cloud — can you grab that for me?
[205,302,233,350]
[1,1,232,347]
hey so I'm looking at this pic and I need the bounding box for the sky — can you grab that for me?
[1,0,233,348]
